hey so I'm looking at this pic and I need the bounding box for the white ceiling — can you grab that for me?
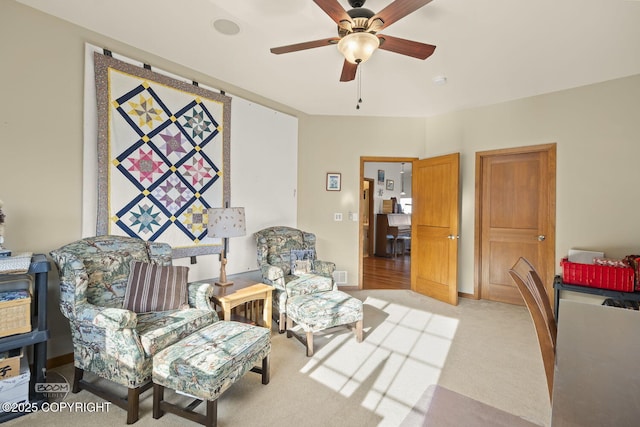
[17,0,640,117]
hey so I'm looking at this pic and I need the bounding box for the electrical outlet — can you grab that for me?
[334,213,343,221]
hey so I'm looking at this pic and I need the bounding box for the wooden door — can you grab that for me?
[476,144,556,305]
[411,153,460,305]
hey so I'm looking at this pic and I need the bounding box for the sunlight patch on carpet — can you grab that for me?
[300,295,459,426]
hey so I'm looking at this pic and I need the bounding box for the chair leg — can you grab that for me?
[72,367,83,393]
[286,316,293,337]
[279,312,287,333]
[126,386,141,424]
[69,366,147,424]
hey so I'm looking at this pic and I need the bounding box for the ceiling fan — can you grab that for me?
[270,0,437,82]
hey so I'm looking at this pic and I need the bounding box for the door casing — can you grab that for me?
[358,156,418,288]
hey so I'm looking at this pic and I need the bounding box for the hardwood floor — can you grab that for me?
[363,254,411,290]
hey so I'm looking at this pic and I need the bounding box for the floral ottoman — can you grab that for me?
[152,321,271,427]
[286,290,363,356]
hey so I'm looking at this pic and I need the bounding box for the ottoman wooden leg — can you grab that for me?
[355,319,363,342]
[306,331,314,357]
[153,383,164,419]
[262,355,270,385]
[205,399,217,427]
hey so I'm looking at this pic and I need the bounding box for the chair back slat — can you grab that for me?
[509,257,557,401]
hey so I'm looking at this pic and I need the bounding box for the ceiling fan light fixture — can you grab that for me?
[337,32,380,64]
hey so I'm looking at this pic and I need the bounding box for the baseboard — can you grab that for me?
[459,291,478,299]
[47,352,74,369]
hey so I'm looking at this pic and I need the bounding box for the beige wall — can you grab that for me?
[297,115,425,286]
[423,74,640,294]
[297,75,640,295]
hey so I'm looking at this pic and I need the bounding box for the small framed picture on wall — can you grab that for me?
[377,169,385,185]
[386,179,394,191]
[326,173,341,191]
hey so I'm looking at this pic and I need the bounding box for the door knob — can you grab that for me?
[538,235,546,241]
[448,235,460,240]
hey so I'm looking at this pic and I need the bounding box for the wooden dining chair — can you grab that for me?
[508,257,557,400]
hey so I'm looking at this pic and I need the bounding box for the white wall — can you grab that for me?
[172,95,298,277]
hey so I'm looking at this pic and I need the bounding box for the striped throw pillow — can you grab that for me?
[123,261,189,313]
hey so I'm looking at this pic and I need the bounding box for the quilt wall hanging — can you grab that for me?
[94,52,231,258]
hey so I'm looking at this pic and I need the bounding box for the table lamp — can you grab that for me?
[207,207,246,286]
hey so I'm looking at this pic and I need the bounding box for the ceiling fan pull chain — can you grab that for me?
[356,65,363,110]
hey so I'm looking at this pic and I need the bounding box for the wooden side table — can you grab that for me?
[211,281,273,331]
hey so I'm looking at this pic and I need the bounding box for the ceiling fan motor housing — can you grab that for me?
[338,7,376,37]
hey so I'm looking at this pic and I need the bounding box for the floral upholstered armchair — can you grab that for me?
[50,235,218,424]
[255,226,336,333]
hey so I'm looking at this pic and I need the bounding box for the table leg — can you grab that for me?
[222,301,231,322]
[263,291,272,331]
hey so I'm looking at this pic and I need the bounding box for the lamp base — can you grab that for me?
[215,280,233,287]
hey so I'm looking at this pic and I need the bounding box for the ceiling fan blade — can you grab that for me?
[378,34,436,60]
[271,37,340,55]
[313,0,351,25]
[340,60,358,82]
[372,0,434,31]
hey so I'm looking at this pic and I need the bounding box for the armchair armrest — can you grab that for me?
[313,260,336,276]
[260,265,285,289]
[91,306,138,330]
[187,281,217,313]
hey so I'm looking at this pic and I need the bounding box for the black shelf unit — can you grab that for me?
[0,254,50,423]
[553,275,640,322]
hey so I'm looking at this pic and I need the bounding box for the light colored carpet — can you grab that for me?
[5,290,550,427]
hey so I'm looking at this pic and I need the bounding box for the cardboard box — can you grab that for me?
[0,347,24,380]
[0,355,30,407]
[567,249,604,264]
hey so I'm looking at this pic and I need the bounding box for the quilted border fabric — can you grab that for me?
[94,53,231,258]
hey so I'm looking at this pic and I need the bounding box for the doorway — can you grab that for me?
[359,156,417,289]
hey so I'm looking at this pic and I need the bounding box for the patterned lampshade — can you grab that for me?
[207,207,246,238]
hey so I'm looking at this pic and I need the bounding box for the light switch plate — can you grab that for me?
[334,213,343,221]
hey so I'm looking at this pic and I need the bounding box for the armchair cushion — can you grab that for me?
[124,261,189,313]
[93,307,137,329]
[285,273,334,297]
[136,309,216,358]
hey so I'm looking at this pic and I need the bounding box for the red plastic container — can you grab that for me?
[561,258,635,292]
